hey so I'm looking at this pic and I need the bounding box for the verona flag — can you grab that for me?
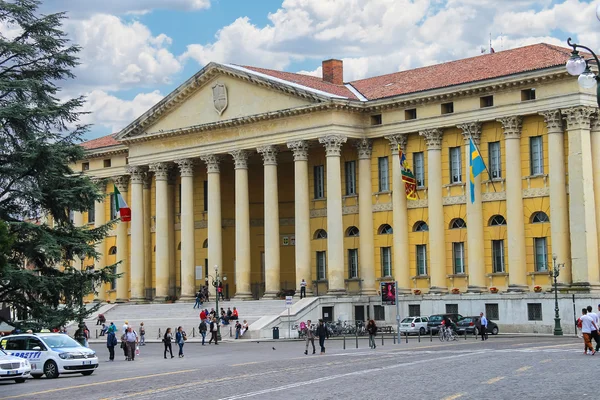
[113,184,131,222]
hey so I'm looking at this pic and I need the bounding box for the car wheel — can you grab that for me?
[492,327,499,335]
[81,371,94,376]
[31,374,43,379]
[14,378,27,383]
[419,327,426,335]
[43,360,59,379]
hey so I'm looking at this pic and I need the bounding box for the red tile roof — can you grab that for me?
[81,134,120,150]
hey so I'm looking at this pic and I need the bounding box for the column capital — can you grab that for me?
[354,138,373,159]
[142,172,153,190]
[175,159,195,177]
[112,175,129,192]
[384,134,407,155]
[126,165,147,184]
[457,122,482,145]
[497,116,523,139]
[319,135,347,156]
[257,145,278,165]
[287,141,309,161]
[230,150,251,169]
[200,154,222,173]
[149,162,172,181]
[562,106,596,131]
[419,128,443,150]
[539,110,564,134]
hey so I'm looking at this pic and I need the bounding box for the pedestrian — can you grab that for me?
[108,322,117,334]
[137,322,145,346]
[235,321,242,339]
[218,282,224,300]
[175,326,186,357]
[300,279,307,299]
[209,317,219,345]
[587,306,600,351]
[203,286,210,302]
[106,328,118,361]
[240,320,248,337]
[124,327,138,361]
[122,320,129,334]
[366,320,377,349]
[315,319,329,355]
[578,308,598,355]
[200,309,207,322]
[194,291,202,309]
[199,319,207,345]
[303,319,315,355]
[479,312,488,341]
[163,327,174,359]
[83,324,90,347]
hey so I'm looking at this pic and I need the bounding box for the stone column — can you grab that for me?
[384,134,411,293]
[113,175,130,302]
[127,166,146,302]
[419,129,446,292]
[287,141,313,297]
[167,171,176,297]
[200,155,223,296]
[143,173,153,300]
[149,163,170,300]
[458,122,486,292]
[498,116,527,291]
[257,146,281,298]
[355,139,377,295]
[592,117,600,283]
[540,110,571,285]
[93,180,107,301]
[176,159,196,301]
[319,135,347,294]
[563,106,599,288]
[230,150,252,299]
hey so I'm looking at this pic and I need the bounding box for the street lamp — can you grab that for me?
[549,255,564,336]
[565,37,600,107]
[74,254,94,346]
[205,265,227,341]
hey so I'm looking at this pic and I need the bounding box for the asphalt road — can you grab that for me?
[0,335,591,400]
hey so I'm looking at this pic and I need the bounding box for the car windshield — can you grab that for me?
[461,318,472,323]
[38,335,82,349]
[401,318,413,323]
[429,316,443,322]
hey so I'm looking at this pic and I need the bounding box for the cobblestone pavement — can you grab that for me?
[0,335,591,400]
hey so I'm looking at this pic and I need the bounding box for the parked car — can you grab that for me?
[0,348,31,383]
[456,316,499,336]
[399,316,429,335]
[427,314,464,334]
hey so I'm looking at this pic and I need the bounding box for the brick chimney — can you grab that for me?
[322,59,343,85]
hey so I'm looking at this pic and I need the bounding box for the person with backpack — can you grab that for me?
[106,328,118,361]
[163,327,174,359]
[199,319,208,345]
[209,317,219,345]
[303,320,315,355]
[366,320,378,349]
[175,326,187,357]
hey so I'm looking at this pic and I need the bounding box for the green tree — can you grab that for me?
[0,0,117,330]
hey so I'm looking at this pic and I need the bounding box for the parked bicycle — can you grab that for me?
[438,326,457,342]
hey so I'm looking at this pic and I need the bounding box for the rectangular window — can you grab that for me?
[109,195,117,220]
[370,114,382,125]
[381,247,392,277]
[413,152,425,187]
[521,88,536,101]
[378,157,389,192]
[87,204,95,224]
[408,304,421,317]
[348,249,358,279]
[492,240,505,273]
[111,266,117,290]
[405,109,417,120]
[453,242,465,274]
[416,244,427,276]
[527,303,542,321]
[480,95,494,108]
[488,141,501,179]
[203,180,208,212]
[485,304,499,320]
[103,159,112,168]
[530,136,544,175]
[345,161,356,195]
[82,162,89,171]
[441,102,454,114]
[534,237,548,272]
[314,165,325,199]
[449,146,462,183]
[446,304,459,314]
[316,251,327,280]
[374,305,385,321]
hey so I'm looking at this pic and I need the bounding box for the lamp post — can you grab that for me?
[74,254,94,346]
[550,255,564,336]
[565,34,600,107]
[205,265,227,341]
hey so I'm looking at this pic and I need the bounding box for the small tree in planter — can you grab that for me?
[533,285,543,293]
[489,287,499,294]
[451,288,460,294]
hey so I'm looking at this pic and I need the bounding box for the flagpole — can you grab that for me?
[470,133,498,193]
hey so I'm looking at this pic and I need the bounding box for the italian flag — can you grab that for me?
[113,184,131,222]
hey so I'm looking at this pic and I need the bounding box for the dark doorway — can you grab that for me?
[354,305,365,322]
[322,306,333,322]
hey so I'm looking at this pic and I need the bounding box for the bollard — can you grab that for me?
[393,334,396,344]
[418,330,421,343]
[465,330,467,340]
[430,329,433,342]
[229,326,233,338]
[405,331,408,344]
[157,328,162,340]
[343,335,346,349]
[355,330,359,349]
[381,333,384,346]
[192,327,195,338]
[95,330,98,339]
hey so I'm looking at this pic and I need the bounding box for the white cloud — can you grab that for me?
[42,0,210,18]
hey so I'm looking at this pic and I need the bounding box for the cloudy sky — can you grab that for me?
[35,0,600,139]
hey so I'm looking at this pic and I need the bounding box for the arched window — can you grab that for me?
[450,218,466,229]
[489,215,507,226]
[177,242,181,250]
[346,226,360,237]
[378,224,393,235]
[413,221,429,232]
[531,211,549,224]
[108,246,117,255]
[314,229,328,239]
[202,239,208,248]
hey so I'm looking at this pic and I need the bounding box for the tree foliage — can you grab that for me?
[0,0,117,329]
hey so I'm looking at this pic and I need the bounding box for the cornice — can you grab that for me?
[83,146,128,160]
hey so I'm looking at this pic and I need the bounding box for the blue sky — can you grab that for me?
[36,0,599,139]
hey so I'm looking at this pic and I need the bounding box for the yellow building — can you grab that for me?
[77,43,600,303]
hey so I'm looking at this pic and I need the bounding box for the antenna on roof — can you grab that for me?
[489,33,495,53]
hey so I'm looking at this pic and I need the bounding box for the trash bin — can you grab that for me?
[272,327,279,340]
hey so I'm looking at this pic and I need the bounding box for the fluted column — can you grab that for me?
[149,163,170,300]
[176,159,196,301]
[113,175,130,302]
[287,141,313,297]
[93,180,107,301]
[419,129,446,292]
[200,155,223,297]
[355,139,377,295]
[540,110,571,285]
[167,171,176,297]
[498,116,527,291]
[592,117,600,283]
[563,106,599,288]
[458,122,486,292]
[257,146,281,298]
[319,135,347,294]
[384,135,411,293]
[143,173,153,300]
[230,150,252,299]
[127,166,146,302]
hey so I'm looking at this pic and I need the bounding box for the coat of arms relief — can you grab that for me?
[212,82,228,116]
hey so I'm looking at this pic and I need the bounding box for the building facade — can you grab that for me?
[75,43,600,303]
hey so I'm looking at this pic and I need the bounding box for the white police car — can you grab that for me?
[0,348,31,383]
[0,333,98,379]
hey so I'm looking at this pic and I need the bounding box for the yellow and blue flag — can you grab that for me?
[469,138,485,203]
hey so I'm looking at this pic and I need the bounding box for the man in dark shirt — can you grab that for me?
[315,319,329,355]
